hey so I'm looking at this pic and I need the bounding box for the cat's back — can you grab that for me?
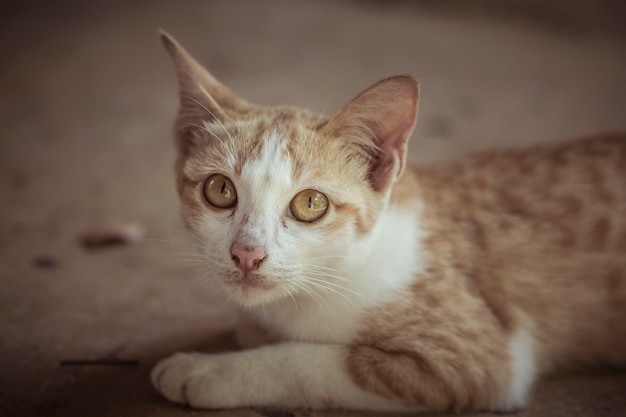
[411,133,626,254]
[400,133,626,368]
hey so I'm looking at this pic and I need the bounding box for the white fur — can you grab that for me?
[232,129,294,251]
[261,204,427,343]
[152,342,414,411]
[239,129,294,205]
[500,327,536,410]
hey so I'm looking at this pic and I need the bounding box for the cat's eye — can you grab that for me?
[290,189,329,223]
[203,174,237,208]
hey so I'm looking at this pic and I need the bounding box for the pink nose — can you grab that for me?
[230,243,267,273]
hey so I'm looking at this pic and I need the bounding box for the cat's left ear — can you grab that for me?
[323,76,419,191]
[160,31,250,154]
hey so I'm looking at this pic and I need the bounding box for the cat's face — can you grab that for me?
[162,33,419,307]
[179,113,385,306]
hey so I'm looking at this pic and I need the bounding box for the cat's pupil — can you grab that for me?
[221,182,226,194]
[308,196,312,209]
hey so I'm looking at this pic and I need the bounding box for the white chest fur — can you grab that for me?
[255,204,427,344]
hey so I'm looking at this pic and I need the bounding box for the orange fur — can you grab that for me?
[348,134,626,410]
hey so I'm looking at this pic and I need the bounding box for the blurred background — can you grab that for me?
[1,1,625,416]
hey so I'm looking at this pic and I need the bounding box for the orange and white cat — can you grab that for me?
[152,32,626,412]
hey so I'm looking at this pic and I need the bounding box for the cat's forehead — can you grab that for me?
[238,128,295,205]
[234,107,325,145]
[212,108,329,175]
[186,106,363,198]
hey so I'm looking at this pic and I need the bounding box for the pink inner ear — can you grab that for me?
[341,76,419,191]
[376,93,419,180]
[322,76,419,190]
[369,149,399,191]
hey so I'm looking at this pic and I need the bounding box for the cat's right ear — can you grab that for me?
[322,75,419,192]
[160,31,249,153]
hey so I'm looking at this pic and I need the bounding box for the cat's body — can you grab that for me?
[153,32,626,413]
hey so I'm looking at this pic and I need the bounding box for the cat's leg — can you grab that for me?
[152,334,534,411]
[346,330,536,412]
[152,342,414,411]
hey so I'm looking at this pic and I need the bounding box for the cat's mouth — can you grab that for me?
[224,271,276,291]
[222,272,282,306]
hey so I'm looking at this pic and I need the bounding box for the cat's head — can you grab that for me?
[161,33,419,307]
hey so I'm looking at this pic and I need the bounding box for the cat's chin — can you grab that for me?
[223,278,286,307]
[227,287,287,307]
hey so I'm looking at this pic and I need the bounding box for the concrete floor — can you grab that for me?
[1,1,625,416]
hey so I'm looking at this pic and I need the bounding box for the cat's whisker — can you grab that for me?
[305,89,333,146]
[288,280,318,303]
[169,253,209,263]
[182,95,236,143]
[301,278,358,310]
[175,250,203,256]
[172,258,207,265]
[170,250,206,257]
[217,278,241,313]
[300,267,356,285]
[159,241,206,257]
[296,276,360,308]
[187,231,206,245]
[184,122,231,152]
[290,279,328,308]
[145,237,187,245]
[303,275,377,307]
[282,284,302,309]
[176,264,210,271]
[303,254,376,267]
[191,275,218,291]
[182,264,218,280]
[217,289,236,313]
[175,263,211,271]
[171,262,205,270]
[171,251,206,258]
[292,275,349,308]
[302,268,350,281]
[182,120,238,166]
[298,263,339,272]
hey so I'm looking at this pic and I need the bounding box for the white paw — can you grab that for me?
[151,352,227,408]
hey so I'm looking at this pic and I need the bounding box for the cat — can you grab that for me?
[152,31,626,413]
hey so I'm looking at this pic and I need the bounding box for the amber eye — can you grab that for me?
[203,174,237,208]
[290,189,329,222]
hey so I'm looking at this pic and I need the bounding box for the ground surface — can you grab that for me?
[1,1,625,416]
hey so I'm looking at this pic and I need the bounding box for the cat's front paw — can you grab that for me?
[151,352,226,408]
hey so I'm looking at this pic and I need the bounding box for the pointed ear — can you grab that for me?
[323,76,419,191]
[160,31,250,153]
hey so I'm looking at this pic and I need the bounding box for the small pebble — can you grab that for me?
[80,222,145,250]
[33,255,58,269]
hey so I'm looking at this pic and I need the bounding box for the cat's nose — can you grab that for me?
[230,243,267,274]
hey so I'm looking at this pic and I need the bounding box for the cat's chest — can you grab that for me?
[255,205,425,343]
[260,299,368,343]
